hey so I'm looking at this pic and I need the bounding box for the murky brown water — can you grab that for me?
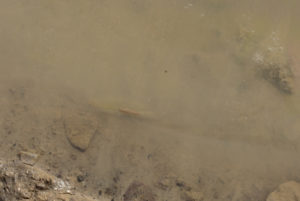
[0,0,300,200]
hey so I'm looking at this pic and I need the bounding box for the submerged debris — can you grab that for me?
[0,161,99,201]
[119,108,141,116]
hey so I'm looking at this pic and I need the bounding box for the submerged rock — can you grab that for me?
[252,32,294,94]
[18,151,39,166]
[253,51,293,94]
[63,112,99,152]
[235,25,294,94]
[266,181,300,201]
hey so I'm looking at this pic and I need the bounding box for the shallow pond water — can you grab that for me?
[0,1,299,201]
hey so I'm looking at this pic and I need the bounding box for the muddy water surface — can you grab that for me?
[0,1,300,201]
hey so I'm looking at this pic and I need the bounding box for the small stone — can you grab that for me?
[182,191,204,201]
[105,185,118,197]
[70,154,77,160]
[123,181,156,201]
[18,151,39,166]
[16,183,32,199]
[156,177,173,191]
[175,179,192,191]
[77,175,85,183]
[176,181,184,187]
[64,113,99,152]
